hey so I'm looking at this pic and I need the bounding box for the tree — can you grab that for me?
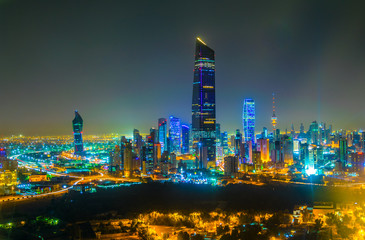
[314,219,323,232]
[191,234,204,240]
[177,231,190,240]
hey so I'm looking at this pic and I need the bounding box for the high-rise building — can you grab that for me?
[192,37,216,168]
[309,121,319,145]
[158,118,168,153]
[339,137,348,167]
[72,110,84,155]
[133,129,142,153]
[243,98,255,143]
[169,116,182,154]
[224,156,238,177]
[181,124,190,154]
[257,138,270,163]
[221,131,228,155]
[0,152,18,195]
[124,141,133,177]
[234,129,242,157]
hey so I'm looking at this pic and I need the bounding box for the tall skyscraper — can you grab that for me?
[181,124,190,154]
[72,110,84,155]
[243,98,255,143]
[169,116,182,154]
[158,118,168,153]
[192,37,216,168]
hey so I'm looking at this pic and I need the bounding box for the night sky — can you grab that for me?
[1,0,365,136]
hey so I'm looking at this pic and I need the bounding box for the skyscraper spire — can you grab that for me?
[271,92,277,130]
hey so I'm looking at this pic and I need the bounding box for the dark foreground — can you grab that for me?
[1,182,363,222]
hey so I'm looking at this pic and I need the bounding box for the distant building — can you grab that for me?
[243,98,255,143]
[169,116,182,154]
[123,141,133,177]
[224,156,238,177]
[181,124,190,154]
[339,137,348,167]
[158,118,168,153]
[257,138,270,163]
[0,153,18,195]
[72,110,84,155]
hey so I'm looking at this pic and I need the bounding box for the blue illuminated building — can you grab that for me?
[158,118,168,153]
[192,38,216,167]
[181,124,190,154]
[243,98,255,143]
[72,110,84,155]
[169,116,181,154]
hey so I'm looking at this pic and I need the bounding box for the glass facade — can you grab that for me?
[169,116,181,154]
[192,38,216,166]
[158,118,167,153]
[243,98,255,143]
[181,124,190,154]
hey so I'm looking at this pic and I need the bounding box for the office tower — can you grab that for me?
[282,136,294,166]
[291,124,295,138]
[257,138,270,163]
[224,156,238,177]
[252,151,262,170]
[247,140,253,163]
[262,127,268,139]
[109,145,121,172]
[339,137,348,167]
[272,140,283,165]
[216,123,221,145]
[0,153,18,195]
[362,132,365,153]
[72,110,84,155]
[133,129,142,153]
[271,93,277,131]
[234,129,242,157]
[309,121,319,145]
[221,131,228,155]
[300,143,309,166]
[181,124,190,154]
[146,134,154,171]
[158,118,168,153]
[124,141,133,177]
[300,123,304,134]
[349,152,365,175]
[243,98,255,143]
[169,116,182,154]
[192,37,216,168]
[120,137,127,171]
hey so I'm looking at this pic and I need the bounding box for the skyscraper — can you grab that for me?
[72,110,84,155]
[192,37,216,168]
[181,124,190,154]
[169,116,181,154]
[158,118,168,153]
[243,98,255,143]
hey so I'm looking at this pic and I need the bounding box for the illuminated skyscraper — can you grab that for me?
[181,124,190,154]
[192,37,216,167]
[169,116,181,154]
[243,98,255,143]
[158,118,168,153]
[72,110,84,155]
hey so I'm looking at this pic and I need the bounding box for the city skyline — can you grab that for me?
[2,1,365,136]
